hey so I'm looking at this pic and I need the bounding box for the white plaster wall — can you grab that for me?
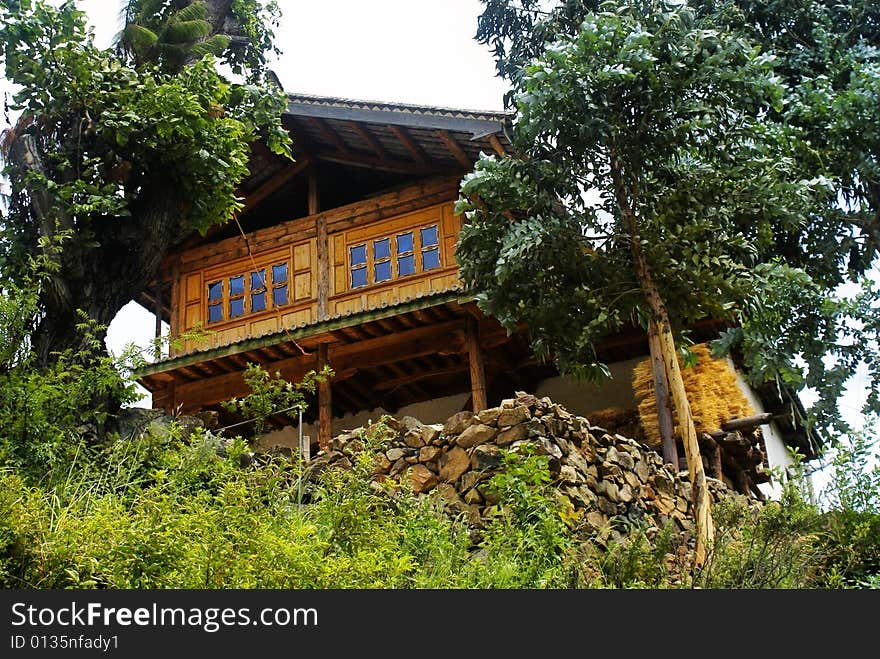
[533,357,642,417]
[255,392,471,452]
[731,361,793,500]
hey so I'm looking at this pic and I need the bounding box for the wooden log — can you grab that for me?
[656,318,714,564]
[699,433,724,481]
[721,413,776,433]
[648,320,678,468]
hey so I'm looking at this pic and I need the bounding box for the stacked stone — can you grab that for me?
[309,392,752,536]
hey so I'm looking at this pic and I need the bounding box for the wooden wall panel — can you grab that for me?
[283,307,312,328]
[166,194,462,359]
[185,273,201,304]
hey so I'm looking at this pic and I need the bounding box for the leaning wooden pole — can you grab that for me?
[611,151,714,565]
[656,319,715,564]
[648,321,678,469]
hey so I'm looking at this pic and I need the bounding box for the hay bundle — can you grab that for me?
[633,343,754,448]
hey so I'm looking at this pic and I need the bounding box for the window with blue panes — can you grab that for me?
[420,225,440,270]
[347,223,442,290]
[206,260,290,324]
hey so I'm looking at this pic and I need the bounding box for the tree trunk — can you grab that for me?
[8,132,186,371]
[611,152,714,565]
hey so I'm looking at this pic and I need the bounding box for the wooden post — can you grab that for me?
[153,284,163,360]
[311,173,329,321]
[466,316,487,413]
[169,261,180,357]
[318,343,332,451]
[648,320,678,468]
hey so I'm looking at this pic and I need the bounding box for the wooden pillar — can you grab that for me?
[318,343,332,451]
[169,261,180,357]
[153,284,163,359]
[311,173,329,321]
[466,316,487,413]
[648,320,678,468]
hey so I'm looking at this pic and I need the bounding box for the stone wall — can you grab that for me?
[306,392,753,543]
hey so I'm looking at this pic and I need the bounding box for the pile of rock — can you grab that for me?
[307,392,752,539]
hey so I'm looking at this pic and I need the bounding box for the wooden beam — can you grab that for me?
[153,284,163,359]
[317,150,441,177]
[488,134,507,157]
[243,157,311,212]
[436,130,472,168]
[376,362,468,392]
[318,343,332,450]
[467,316,487,413]
[347,121,390,160]
[388,125,428,164]
[308,117,350,154]
[166,320,466,410]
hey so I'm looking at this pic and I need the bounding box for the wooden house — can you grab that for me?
[134,93,818,494]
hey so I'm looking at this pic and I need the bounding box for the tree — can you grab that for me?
[475,1,880,440]
[687,0,880,434]
[0,0,290,368]
[457,0,826,563]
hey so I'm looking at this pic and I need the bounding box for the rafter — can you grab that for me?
[436,130,472,168]
[388,125,429,164]
[243,157,312,212]
[347,121,390,160]
[308,116,351,154]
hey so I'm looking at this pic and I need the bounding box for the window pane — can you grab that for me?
[420,225,439,247]
[208,303,223,323]
[422,247,441,270]
[272,263,288,284]
[251,290,266,312]
[351,267,367,289]
[375,260,392,283]
[229,275,245,297]
[397,232,413,254]
[250,270,265,291]
[350,244,367,266]
[230,297,245,318]
[374,237,391,260]
[207,281,223,301]
[398,254,415,276]
[273,285,288,306]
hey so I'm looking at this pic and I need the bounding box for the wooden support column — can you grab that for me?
[153,284,163,360]
[648,320,678,468]
[318,343,332,451]
[312,173,329,321]
[169,261,181,357]
[466,316,487,413]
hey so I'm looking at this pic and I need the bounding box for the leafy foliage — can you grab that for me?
[221,363,331,436]
[459,0,819,380]
[0,0,291,367]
